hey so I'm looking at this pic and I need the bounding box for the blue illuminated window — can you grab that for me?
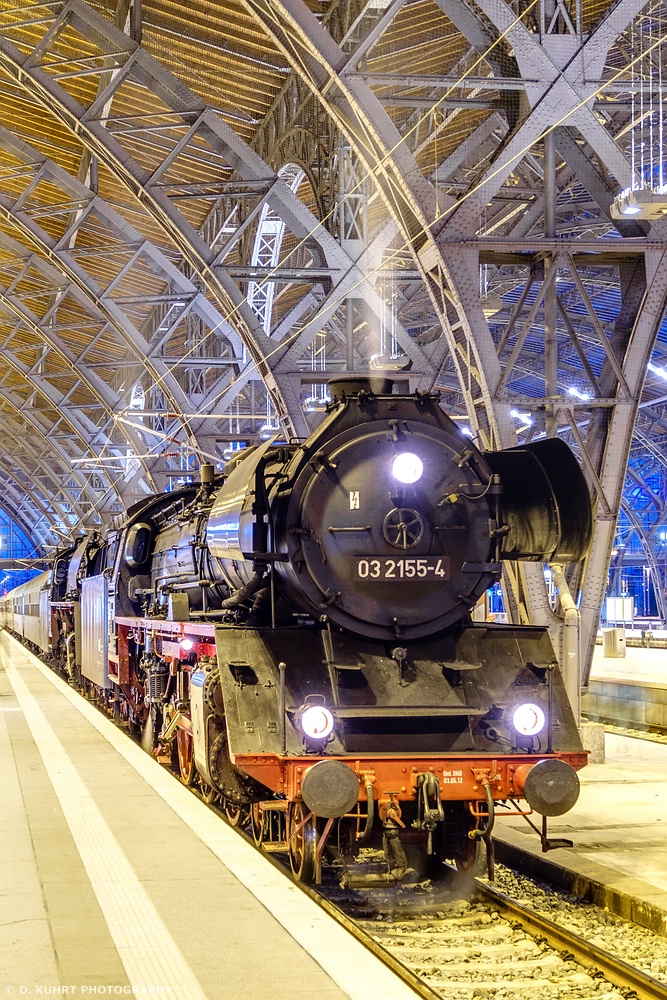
[0,509,40,593]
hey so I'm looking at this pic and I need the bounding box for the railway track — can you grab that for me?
[141,708,667,999]
[194,783,667,1000]
[480,882,666,999]
[587,719,667,744]
[312,877,667,999]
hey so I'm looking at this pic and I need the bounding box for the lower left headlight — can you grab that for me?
[300,705,334,740]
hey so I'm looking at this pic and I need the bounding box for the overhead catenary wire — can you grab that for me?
[112,0,546,427]
[51,0,539,516]
[42,2,660,536]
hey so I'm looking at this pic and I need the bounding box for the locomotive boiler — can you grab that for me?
[1,377,592,885]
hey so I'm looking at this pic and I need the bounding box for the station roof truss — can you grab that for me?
[0,0,665,673]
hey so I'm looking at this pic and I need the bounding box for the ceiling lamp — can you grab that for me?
[611,187,667,220]
[369,352,409,371]
[481,295,504,317]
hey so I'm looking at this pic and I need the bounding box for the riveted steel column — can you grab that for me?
[544,129,558,437]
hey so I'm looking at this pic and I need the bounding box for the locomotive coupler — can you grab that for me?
[413,772,444,854]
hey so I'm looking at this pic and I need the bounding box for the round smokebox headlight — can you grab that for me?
[392,452,423,485]
[513,703,546,737]
[300,705,334,741]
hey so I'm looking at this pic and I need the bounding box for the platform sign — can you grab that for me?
[605,596,634,624]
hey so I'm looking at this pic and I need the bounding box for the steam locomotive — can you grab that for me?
[0,377,592,884]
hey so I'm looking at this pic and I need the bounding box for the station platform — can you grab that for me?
[584,643,667,729]
[0,631,417,1000]
[591,641,667,684]
[493,730,667,936]
[516,642,667,933]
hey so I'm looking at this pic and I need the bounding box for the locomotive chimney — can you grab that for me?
[200,463,215,487]
[328,376,394,401]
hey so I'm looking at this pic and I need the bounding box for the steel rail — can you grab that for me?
[292,873,667,1000]
[294,885,443,1000]
[249,831,667,1000]
[479,881,667,1000]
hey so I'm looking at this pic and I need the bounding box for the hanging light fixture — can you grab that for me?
[611,18,667,221]
[611,186,667,219]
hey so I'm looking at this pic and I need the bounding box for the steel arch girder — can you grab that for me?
[0,335,119,503]
[0,236,156,482]
[625,466,664,513]
[446,0,645,226]
[272,268,433,378]
[229,0,515,445]
[0,124,246,361]
[0,1,313,437]
[0,1,435,438]
[0,38,288,428]
[619,502,667,624]
[0,248,160,510]
[0,127,222,436]
[0,413,88,531]
[0,203,240,477]
[0,370,138,524]
[0,466,58,549]
[0,392,119,527]
[424,0,667,672]
[579,250,667,681]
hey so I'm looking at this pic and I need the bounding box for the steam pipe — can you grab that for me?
[469,782,495,839]
[219,570,265,609]
[279,661,286,755]
[549,562,581,724]
[65,632,76,679]
[356,783,375,843]
[189,610,230,620]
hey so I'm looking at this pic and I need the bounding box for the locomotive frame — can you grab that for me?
[0,378,592,886]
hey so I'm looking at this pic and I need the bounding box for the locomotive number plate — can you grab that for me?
[355,556,450,581]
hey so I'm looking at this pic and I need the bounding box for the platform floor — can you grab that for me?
[585,644,667,729]
[489,641,667,933]
[494,730,667,932]
[517,640,667,927]
[590,643,667,685]
[0,631,417,1000]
